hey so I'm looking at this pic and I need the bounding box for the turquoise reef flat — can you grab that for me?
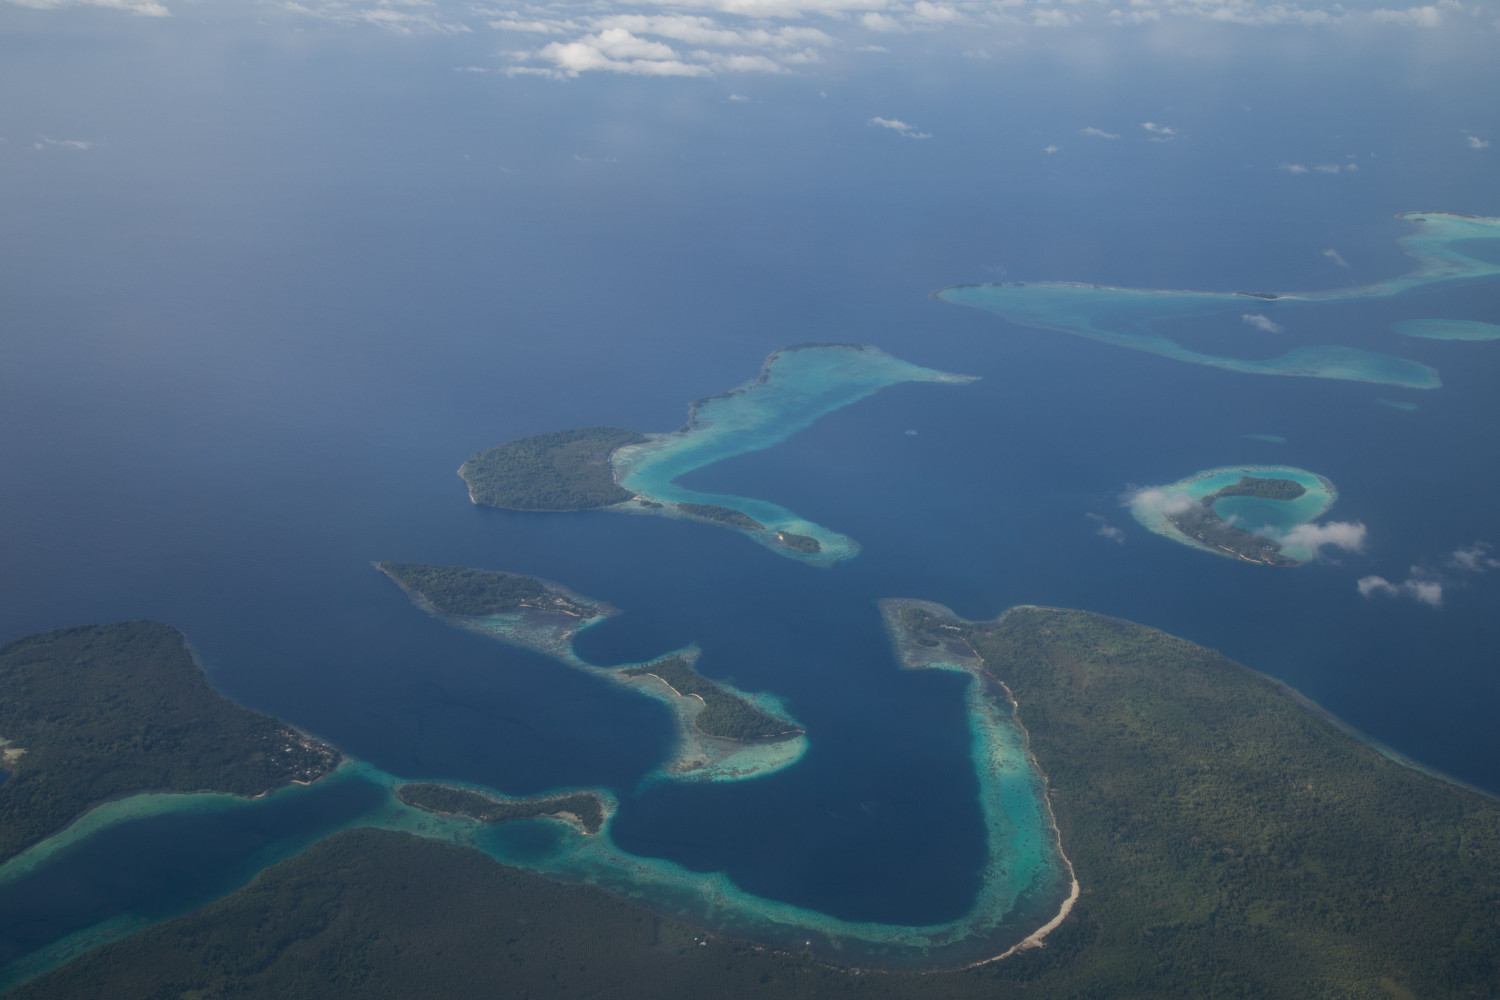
[1393,318,1500,341]
[612,344,976,565]
[937,213,1500,388]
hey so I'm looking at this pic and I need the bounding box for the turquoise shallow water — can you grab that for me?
[0,593,1075,980]
[1393,319,1500,341]
[612,345,976,564]
[938,213,1500,388]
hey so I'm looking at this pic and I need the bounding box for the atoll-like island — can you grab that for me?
[456,344,975,564]
[376,561,806,779]
[1129,465,1339,565]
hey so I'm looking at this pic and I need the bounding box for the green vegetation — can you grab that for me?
[397,783,604,834]
[1163,476,1309,565]
[0,621,338,864]
[775,532,821,554]
[1214,475,1306,501]
[377,562,597,618]
[1167,498,1294,565]
[676,503,765,531]
[459,426,646,511]
[621,656,793,740]
[15,610,1499,998]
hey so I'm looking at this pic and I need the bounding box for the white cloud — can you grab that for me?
[535,31,711,76]
[1358,574,1443,607]
[1044,145,1061,154]
[1128,486,1197,518]
[912,1,961,22]
[32,135,100,151]
[1242,313,1283,333]
[860,11,904,32]
[1278,163,1309,174]
[1314,163,1342,174]
[1448,542,1500,573]
[728,93,750,101]
[1279,520,1367,556]
[870,116,931,139]
[1322,248,1350,269]
[1032,8,1077,26]
[1087,513,1125,544]
[7,0,168,14]
[1369,4,1444,27]
[1468,135,1491,150]
[1081,126,1120,140]
[1142,122,1176,138]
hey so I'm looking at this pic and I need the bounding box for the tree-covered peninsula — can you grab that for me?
[15,608,1499,997]
[396,783,605,834]
[377,562,599,618]
[459,426,646,511]
[675,503,765,531]
[1164,475,1305,565]
[0,621,338,864]
[621,656,796,741]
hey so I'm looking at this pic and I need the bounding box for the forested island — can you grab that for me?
[22,604,1499,996]
[1164,475,1304,565]
[396,783,605,835]
[775,532,821,554]
[459,426,645,510]
[675,503,765,531]
[0,621,339,864]
[377,562,600,619]
[620,656,798,741]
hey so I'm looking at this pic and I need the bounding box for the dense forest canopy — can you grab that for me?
[459,427,645,511]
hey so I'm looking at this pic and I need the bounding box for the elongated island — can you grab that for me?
[456,344,976,564]
[376,561,807,779]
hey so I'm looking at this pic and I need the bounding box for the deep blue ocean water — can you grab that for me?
[2,5,1499,978]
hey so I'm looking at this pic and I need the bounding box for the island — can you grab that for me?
[1164,475,1307,566]
[455,344,976,564]
[377,561,600,619]
[675,502,765,531]
[0,621,339,865]
[619,656,799,741]
[377,562,808,784]
[21,605,1499,996]
[774,531,821,554]
[459,426,646,511]
[396,783,607,835]
[1129,465,1339,566]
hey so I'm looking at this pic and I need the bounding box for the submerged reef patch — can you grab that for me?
[938,213,1500,388]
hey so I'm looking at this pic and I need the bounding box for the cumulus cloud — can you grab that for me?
[1044,145,1061,154]
[1468,135,1491,150]
[1142,122,1176,139]
[1358,574,1444,607]
[869,116,931,139]
[1242,313,1283,333]
[1081,126,1120,140]
[1279,520,1367,556]
[1314,163,1343,174]
[1448,541,1500,573]
[1278,163,1309,174]
[1127,487,1197,518]
[1087,513,1125,544]
[1322,248,1350,269]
